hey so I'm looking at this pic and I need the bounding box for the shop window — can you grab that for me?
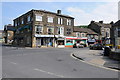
[35,25,43,34]
[48,16,53,23]
[58,18,63,24]
[27,36,31,45]
[47,27,54,35]
[35,14,42,21]
[58,40,64,45]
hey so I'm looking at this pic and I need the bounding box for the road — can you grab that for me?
[2,46,118,78]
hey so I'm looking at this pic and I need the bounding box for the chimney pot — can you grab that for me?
[57,10,61,14]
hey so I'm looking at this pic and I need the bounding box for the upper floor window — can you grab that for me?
[15,21,17,26]
[81,33,86,37]
[35,25,43,34]
[47,16,53,23]
[17,21,20,26]
[27,15,31,22]
[57,27,64,35]
[21,18,24,24]
[35,14,42,21]
[118,28,120,37]
[67,19,71,26]
[58,18,63,24]
[47,27,54,35]
[76,32,80,37]
[66,28,71,35]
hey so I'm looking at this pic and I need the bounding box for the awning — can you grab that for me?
[18,25,30,31]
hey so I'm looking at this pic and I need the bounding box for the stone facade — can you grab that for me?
[3,24,15,44]
[13,9,74,47]
[88,21,112,44]
[112,20,120,51]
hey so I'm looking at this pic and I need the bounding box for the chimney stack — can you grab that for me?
[57,10,61,14]
[99,21,103,24]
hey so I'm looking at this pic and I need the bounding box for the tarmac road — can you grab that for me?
[2,46,118,78]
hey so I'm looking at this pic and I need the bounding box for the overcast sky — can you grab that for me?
[1,1,118,30]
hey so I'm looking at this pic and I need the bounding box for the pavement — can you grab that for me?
[72,49,120,71]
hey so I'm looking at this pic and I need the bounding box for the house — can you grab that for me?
[0,30,4,43]
[73,26,98,46]
[88,21,113,45]
[13,9,74,48]
[112,20,120,51]
[3,24,15,44]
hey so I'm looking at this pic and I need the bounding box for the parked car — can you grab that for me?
[73,43,84,48]
[89,43,103,50]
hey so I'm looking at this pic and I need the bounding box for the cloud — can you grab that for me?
[66,2,118,26]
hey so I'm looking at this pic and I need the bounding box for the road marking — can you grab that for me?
[71,53,120,72]
[10,62,17,65]
[34,68,64,78]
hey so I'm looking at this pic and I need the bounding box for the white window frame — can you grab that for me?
[47,16,53,23]
[27,15,31,22]
[35,25,43,34]
[15,21,17,26]
[66,28,71,35]
[76,32,80,37]
[47,27,54,35]
[57,27,64,35]
[35,14,42,21]
[58,18,63,24]
[67,19,71,26]
[81,33,85,37]
[21,18,24,24]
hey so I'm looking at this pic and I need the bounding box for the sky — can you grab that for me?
[1,2,118,30]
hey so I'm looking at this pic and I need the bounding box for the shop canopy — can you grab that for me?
[18,25,30,31]
[66,37,87,40]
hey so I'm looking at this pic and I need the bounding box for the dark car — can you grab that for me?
[89,43,103,50]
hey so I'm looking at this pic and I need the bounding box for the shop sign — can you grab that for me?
[35,34,54,37]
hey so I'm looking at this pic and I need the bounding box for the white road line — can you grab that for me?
[10,62,17,65]
[34,68,64,78]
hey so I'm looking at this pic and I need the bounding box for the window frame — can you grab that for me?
[35,25,43,34]
[35,14,43,21]
[47,16,54,23]
[47,27,54,35]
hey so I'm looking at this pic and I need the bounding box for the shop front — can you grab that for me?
[35,34,55,48]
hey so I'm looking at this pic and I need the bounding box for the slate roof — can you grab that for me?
[73,27,97,35]
[113,20,120,27]
[4,25,15,31]
[93,22,112,28]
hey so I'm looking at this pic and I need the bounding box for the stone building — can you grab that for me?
[3,24,15,44]
[0,30,4,43]
[112,20,120,51]
[13,9,74,48]
[88,21,112,44]
[73,27,98,46]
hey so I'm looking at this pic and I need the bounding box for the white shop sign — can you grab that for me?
[35,34,54,37]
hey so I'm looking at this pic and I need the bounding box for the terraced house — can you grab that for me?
[13,9,74,48]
